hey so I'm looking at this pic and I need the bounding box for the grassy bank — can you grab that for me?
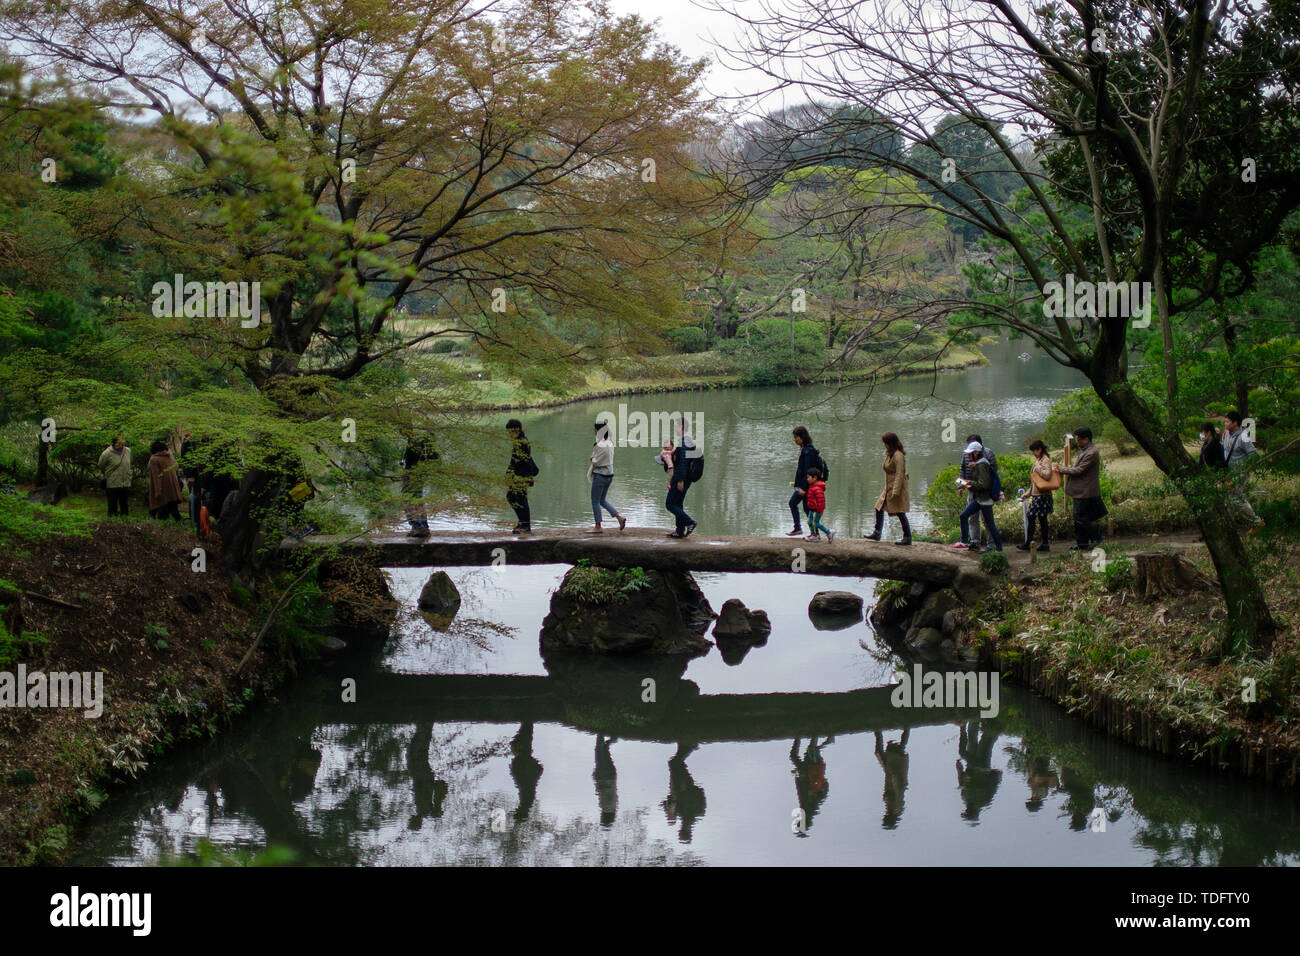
[0,495,327,865]
[962,535,1300,787]
[426,341,988,410]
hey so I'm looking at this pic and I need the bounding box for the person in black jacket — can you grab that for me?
[505,419,536,533]
[786,425,820,536]
[402,432,439,538]
[1198,422,1227,470]
[664,417,697,538]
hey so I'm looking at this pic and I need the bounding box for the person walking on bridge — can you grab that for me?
[803,467,833,542]
[664,416,697,538]
[587,420,626,533]
[952,442,1001,552]
[402,432,438,538]
[863,431,911,545]
[786,426,821,537]
[505,419,537,534]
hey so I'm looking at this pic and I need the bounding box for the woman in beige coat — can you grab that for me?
[863,432,911,545]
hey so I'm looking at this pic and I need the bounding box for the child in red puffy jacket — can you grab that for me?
[804,469,833,542]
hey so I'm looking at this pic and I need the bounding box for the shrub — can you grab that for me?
[430,338,460,353]
[519,364,582,394]
[979,550,1010,574]
[667,326,710,354]
[0,494,91,544]
[560,560,652,604]
[716,318,823,386]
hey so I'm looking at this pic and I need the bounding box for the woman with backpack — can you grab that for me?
[587,420,626,533]
[863,432,911,545]
[786,426,822,537]
[505,419,537,533]
[664,416,698,538]
[951,442,1002,552]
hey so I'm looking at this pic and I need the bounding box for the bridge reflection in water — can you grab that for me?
[71,647,1300,867]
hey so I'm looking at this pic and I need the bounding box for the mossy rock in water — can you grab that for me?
[558,562,652,605]
[542,568,714,656]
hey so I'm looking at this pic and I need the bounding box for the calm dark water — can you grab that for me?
[71,342,1300,865]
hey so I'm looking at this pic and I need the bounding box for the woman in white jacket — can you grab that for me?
[587,421,626,533]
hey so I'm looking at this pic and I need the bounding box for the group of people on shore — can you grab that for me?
[484,407,1262,550]
[95,432,240,529]
[96,434,188,521]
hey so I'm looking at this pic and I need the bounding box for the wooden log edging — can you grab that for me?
[989,645,1300,791]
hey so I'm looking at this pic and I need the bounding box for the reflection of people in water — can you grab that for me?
[594,734,618,827]
[407,723,449,830]
[661,742,707,842]
[1059,765,1098,831]
[955,720,1003,822]
[790,736,833,833]
[1025,754,1060,812]
[510,722,544,822]
[874,730,910,829]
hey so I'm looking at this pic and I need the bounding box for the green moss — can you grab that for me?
[559,560,652,605]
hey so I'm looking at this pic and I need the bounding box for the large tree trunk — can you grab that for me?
[1191,496,1274,656]
[217,468,279,586]
[1096,379,1276,653]
[1215,302,1250,418]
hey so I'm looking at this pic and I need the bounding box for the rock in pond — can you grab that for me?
[712,598,772,643]
[418,570,462,614]
[808,590,864,617]
[540,568,714,656]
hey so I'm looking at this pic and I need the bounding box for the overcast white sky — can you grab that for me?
[605,0,795,111]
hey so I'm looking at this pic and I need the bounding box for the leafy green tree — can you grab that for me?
[0,0,727,576]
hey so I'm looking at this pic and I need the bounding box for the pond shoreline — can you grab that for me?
[0,519,322,866]
[992,643,1300,789]
[969,542,1300,793]
[464,351,990,412]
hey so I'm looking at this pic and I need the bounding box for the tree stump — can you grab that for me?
[1133,552,1211,601]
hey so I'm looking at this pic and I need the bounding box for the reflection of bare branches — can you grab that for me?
[393,606,517,652]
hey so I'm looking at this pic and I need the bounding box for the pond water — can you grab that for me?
[71,341,1300,866]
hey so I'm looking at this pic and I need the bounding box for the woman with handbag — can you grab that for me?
[1017,440,1058,551]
